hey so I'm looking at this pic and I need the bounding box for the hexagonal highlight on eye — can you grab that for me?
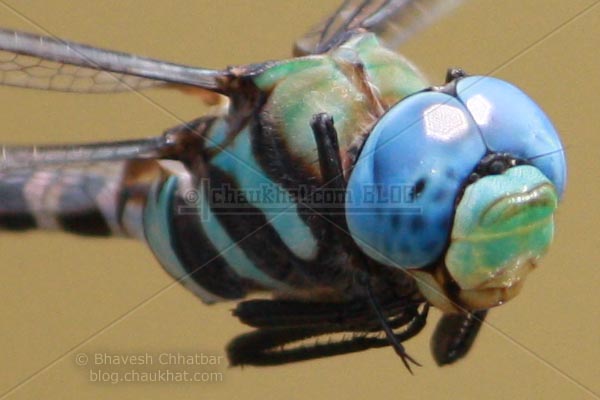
[423,104,469,141]
[466,94,492,125]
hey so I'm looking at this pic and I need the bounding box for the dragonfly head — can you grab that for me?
[346,73,566,313]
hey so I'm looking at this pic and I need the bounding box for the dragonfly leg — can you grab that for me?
[364,277,426,373]
[227,300,428,367]
[233,297,421,329]
[228,297,426,367]
[309,112,358,252]
[227,326,389,367]
[310,113,346,190]
[430,309,488,366]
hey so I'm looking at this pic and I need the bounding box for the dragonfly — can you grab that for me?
[0,0,566,371]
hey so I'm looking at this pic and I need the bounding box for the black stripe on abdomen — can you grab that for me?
[58,210,111,236]
[0,170,37,230]
[56,173,111,236]
[248,116,353,288]
[170,192,248,300]
[206,166,327,289]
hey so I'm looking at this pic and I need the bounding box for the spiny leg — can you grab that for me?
[228,327,393,367]
[311,112,346,191]
[431,309,488,366]
[232,297,422,330]
[365,278,427,373]
[227,303,429,367]
[309,112,350,234]
[311,112,428,372]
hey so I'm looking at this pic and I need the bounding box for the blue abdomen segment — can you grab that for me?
[143,174,291,303]
[210,128,318,261]
[144,176,250,303]
[346,92,486,268]
[456,76,566,197]
[144,177,232,303]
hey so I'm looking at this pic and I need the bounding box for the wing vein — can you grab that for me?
[0,28,228,93]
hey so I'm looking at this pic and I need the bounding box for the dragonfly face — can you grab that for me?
[346,74,566,313]
[0,0,567,370]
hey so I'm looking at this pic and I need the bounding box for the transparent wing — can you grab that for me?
[0,116,211,171]
[0,137,171,172]
[294,0,464,55]
[0,28,227,93]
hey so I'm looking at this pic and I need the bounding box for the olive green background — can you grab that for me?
[0,1,598,399]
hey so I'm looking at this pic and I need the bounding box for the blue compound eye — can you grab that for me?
[346,92,486,269]
[456,76,567,197]
[346,75,567,273]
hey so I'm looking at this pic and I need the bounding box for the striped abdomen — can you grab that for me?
[0,159,161,239]
[143,115,354,304]
[0,35,428,305]
[74,37,429,304]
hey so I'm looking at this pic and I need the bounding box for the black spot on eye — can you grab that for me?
[421,239,437,252]
[384,238,393,252]
[432,189,447,203]
[399,243,411,254]
[413,178,426,199]
[391,215,402,229]
[439,215,451,230]
[410,216,425,232]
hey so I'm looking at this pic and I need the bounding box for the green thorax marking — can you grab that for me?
[252,33,429,172]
